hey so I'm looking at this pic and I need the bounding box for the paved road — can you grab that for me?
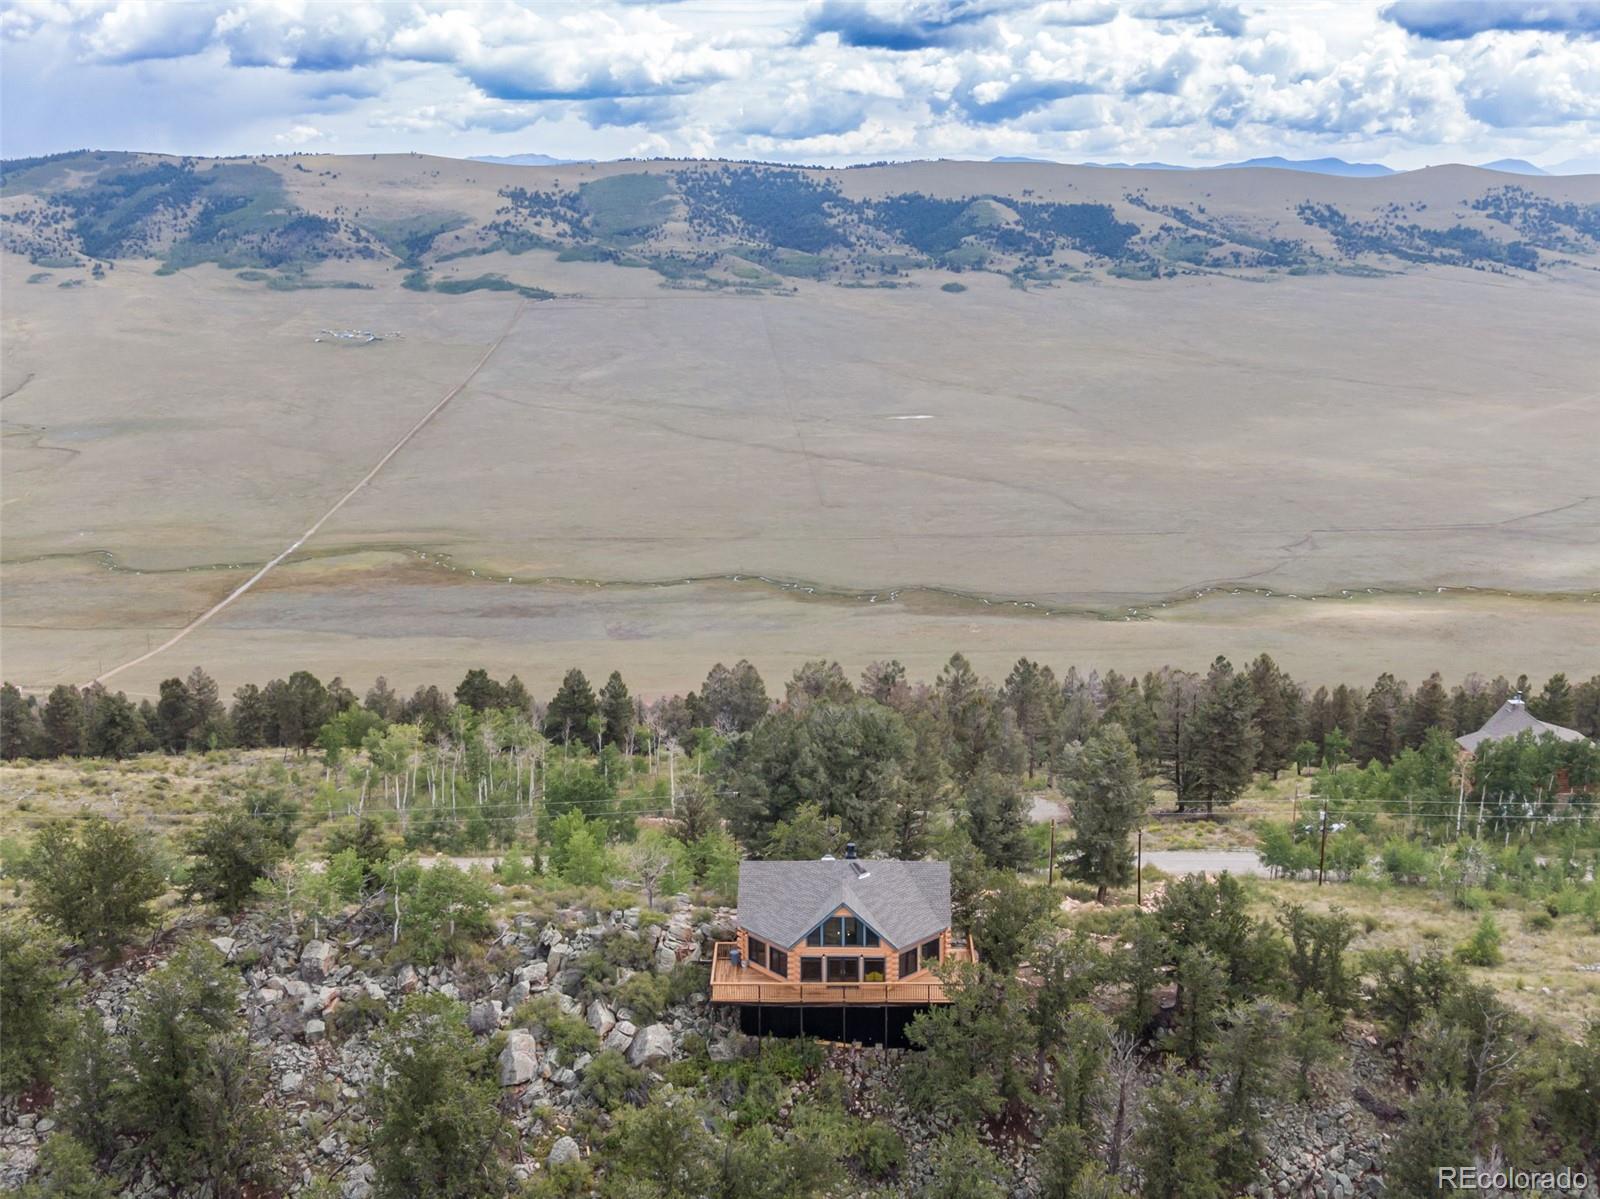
[1031,796,1267,878]
[1140,850,1267,877]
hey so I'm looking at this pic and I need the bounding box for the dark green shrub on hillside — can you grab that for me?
[16,1134,115,1199]
[0,923,73,1093]
[117,941,282,1195]
[24,817,165,957]
[368,993,511,1199]
[183,798,294,912]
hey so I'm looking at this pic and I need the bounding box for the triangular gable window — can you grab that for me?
[803,910,882,948]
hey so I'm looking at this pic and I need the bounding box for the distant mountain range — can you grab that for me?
[995,155,1573,177]
[4,150,1597,288]
[469,153,584,167]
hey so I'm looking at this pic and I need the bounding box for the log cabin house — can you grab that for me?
[710,847,975,1045]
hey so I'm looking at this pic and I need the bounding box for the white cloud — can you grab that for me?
[1,0,1596,167]
[273,121,328,145]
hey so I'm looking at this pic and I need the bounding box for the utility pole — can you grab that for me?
[1136,828,1143,907]
[1047,819,1057,886]
[1317,809,1329,887]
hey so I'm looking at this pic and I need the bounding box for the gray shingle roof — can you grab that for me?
[1456,698,1589,753]
[737,859,951,950]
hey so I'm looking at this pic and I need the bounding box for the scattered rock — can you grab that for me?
[500,1030,538,1086]
[627,1023,673,1069]
[548,1136,581,1168]
[299,940,336,983]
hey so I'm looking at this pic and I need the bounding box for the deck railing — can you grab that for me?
[708,941,973,1005]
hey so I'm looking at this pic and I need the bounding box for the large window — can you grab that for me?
[826,957,860,983]
[768,947,788,978]
[804,915,881,947]
[747,937,767,969]
[921,938,941,965]
[899,948,919,978]
[800,958,823,982]
[864,957,886,982]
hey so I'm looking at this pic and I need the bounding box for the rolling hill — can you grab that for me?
[4,150,1599,293]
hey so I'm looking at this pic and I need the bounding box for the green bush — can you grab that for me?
[1381,840,1435,885]
[183,799,294,912]
[615,971,670,1022]
[582,1048,646,1110]
[1455,914,1503,967]
[853,1120,906,1180]
[395,861,494,965]
[17,1133,115,1199]
[0,922,73,1093]
[369,993,511,1199]
[117,941,283,1195]
[24,817,166,957]
[514,995,598,1060]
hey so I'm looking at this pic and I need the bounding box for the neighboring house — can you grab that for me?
[1456,695,1590,755]
[709,848,973,1024]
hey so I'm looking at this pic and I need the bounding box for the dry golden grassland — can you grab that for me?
[5,243,1597,699]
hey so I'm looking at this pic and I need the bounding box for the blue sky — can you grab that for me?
[3,0,1598,170]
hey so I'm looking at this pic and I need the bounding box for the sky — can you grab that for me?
[3,0,1599,172]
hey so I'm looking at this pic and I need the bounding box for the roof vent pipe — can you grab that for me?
[820,854,836,861]
[844,842,858,860]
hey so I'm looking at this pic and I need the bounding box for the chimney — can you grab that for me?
[844,842,858,860]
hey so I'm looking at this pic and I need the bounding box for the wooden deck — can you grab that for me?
[708,942,974,1006]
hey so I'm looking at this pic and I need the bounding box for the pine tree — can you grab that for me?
[1247,654,1303,775]
[1385,1086,1473,1199]
[600,670,634,752]
[155,676,197,752]
[544,668,599,747]
[453,668,504,713]
[692,660,770,733]
[230,684,272,747]
[0,923,74,1092]
[784,659,854,710]
[16,1132,115,1199]
[1133,1073,1227,1199]
[939,653,1002,780]
[363,676,401,720]
[25,817,165,958]
[368,994,512,1199]
[1004,657,1061,776]
[117,941,281,1193]
[1062,723,1151,902]
[1155,669,1201,810]
[1354,672,1407,764]
[502,674,533,716]
[0,683,44,759]
[1189,658,1258,814]
[1531,672,1575,726]
[1404,672,1450,748]
[962,767,1033,871]
[859,659,909,707]
[184,667,226,747]
[1573,674,1600,739]
[41,685,84,758]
